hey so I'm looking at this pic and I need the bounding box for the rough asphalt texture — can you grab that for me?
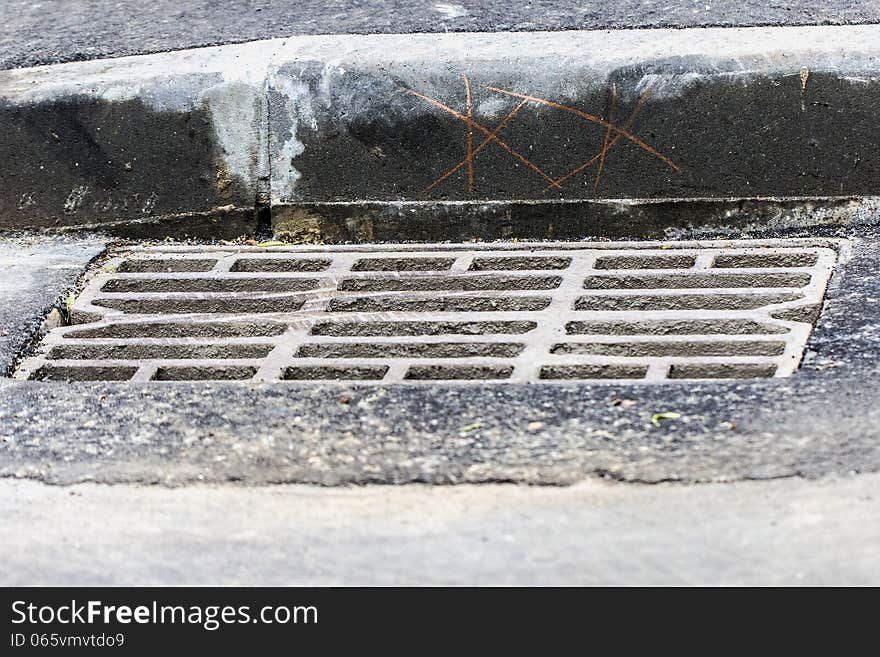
[0,226,878,486]
[0,234,106,376]
[3,1,879,70]
[2,475,878,585]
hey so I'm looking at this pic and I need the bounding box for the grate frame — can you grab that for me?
[15,239,841,384]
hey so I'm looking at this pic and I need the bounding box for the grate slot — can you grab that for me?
[154,365,258,380]
[48,344,273,360]
[230,258,331,272]
[295,342,525,359]
[32,364,139,382]
[310,320,537,336]
[337,275,562,292]
[540,364,649,380]
[550,340,787,357]
[64,322,287,339]
[404,364,514,380]
[92,297,306,314]
[469,256,572,270]
[351,257,456,271]
[574,292,804,311]
[101,278,322,293]
[327,296,552,313]
[582,273,811,289]
[594,255,696,269]
[770,304,823,325]
[713,253,818,268]
[565,319,789,335]
[117,258,217,273]
[668,363,778,379]
[282,365,389,380]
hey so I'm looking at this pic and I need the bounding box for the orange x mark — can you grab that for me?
[486,84,680,176]
[540,82,659,193]
[405,77,679,194]
[404,76,562,192]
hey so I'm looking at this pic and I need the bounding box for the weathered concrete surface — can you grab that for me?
[0,226,878,486]
[0,234,106,376]
[0,98,258,236]
[2,474,878,585]
[4,26,880,238]
[0,44,267,234]
[3,0,879,71]
[270,33,880,205]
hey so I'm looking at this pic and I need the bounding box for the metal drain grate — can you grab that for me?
[15,240,838,383]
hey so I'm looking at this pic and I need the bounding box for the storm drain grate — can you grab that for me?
[15,240,839,383]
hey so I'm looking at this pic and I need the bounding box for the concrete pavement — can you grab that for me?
[1,474,877,585]
[0,234,106,375]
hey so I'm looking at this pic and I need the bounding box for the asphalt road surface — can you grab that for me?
[3,1,879,69]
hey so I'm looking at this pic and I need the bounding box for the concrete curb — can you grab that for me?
[2,25,880,239]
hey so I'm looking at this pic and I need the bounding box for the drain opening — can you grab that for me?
[540,364,649,380]
[310,320,538,336]
[154,366,258,381]
[405,365,514,380]
[469,256,572,270]
[65,322,287,339]
[713,253,818,268]
[565,319,789,335]
[581,273,811,289]
[351,257,455,271]
[594,255,696,269]
[550,341,787,357]
[295,342,525,359]
[574,292,803,311]
[283,365,389,380]
[770,304,823,325]
[92,297,306,314]
[33,365,139,382]
[337,275,562,292]
[48,344,273,360]
[327,296,552,313]
[101,278,322,293]
[667,363,778,379]
[230,258,332,272]
[117,258,217,273]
